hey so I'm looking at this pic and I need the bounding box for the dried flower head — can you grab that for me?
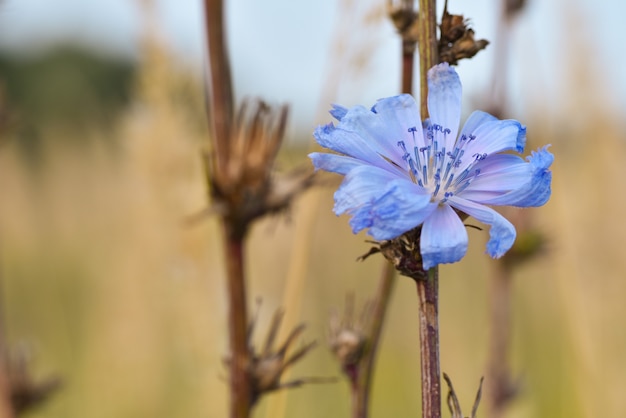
[205,98,314,234]
[328,295,373,383]
[439,0,489,65]
[6,344,61,414]
[233,307,332,406]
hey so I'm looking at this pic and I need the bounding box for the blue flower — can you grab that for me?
[310,63,553,270]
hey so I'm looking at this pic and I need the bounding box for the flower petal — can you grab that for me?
[456,115,527,173]
[448,196,516,258]
[337,95,422,164]
[313,123,406,178]
[309,152,364,175]
[427,63,462,152]
[420,204,468,270]
[371,94,426,151]
[334,165,435,240]
[472,146,553,207]
[458,154,534,201]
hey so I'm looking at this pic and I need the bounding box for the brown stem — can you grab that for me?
[222,223,251,418]
[352,262,397,418]
[417,0,439,120]
[416,268,441,418]
[204,0,234,173]
[0,240,15,418]
[416,0,441,417]
[401,42,415,95]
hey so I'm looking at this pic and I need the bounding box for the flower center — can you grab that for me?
[396,125,484,203]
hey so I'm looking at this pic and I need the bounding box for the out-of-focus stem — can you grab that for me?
[222,224,251,418]
[204,1,250,416]
[417,0,439,120]
[416,267,441,418]
[0,242,15,418]
[401,39,415,94]
[205,0,234,173]
[351,262,397,418]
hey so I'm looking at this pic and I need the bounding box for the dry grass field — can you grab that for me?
[1,9,626,418]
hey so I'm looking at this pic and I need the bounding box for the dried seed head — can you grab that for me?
[439,1,489,65]
[234,306,331,406]
[205,98,314,234]
[328,295,373,381]
[6,343,61,414]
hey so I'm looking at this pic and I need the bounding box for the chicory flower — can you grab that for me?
[310,63,553,270]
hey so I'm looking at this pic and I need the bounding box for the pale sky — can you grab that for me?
[0,0,623,135]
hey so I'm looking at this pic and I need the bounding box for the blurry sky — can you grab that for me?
[0,0,623,132]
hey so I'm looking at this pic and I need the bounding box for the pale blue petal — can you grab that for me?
[330,104,348,121]
[338,96,420,164]
[309,152,364,175]
[427,63,462,152]
[458,110,498,135]
[458,154,533,201]
[459,111,527,154]
[476,146,553,207]
[448,197,516,258]
[420,204,468,270]
[313,123,407,178]
[455,117,527,173]
[371,94,426,151]
[333,165,435,240]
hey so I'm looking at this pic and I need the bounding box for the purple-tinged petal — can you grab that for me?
[427,63,462,152]
[448,196,516,258]
[457,154,534,201]
[458,110,498,135]
[454,118,527,174]
[309,152,364,175]
[313,123,407,178]
[333,165,434,240]
[338,96,421,164]
[371,94,426,151]
[420,204,468,270]
[476,146,553,207]
[330,104,348,121]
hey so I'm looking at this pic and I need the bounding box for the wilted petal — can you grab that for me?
[427,63,462,152]
[420,204,468,270]
[448,197,516,258]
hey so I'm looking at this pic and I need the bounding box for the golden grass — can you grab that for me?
[2,21,626,418]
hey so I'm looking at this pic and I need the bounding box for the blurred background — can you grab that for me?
[0,0,625,417]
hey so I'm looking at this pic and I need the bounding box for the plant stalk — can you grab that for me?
[204,0,234,173]
[416,268,441,418]
[416,0,441,416]
[222,223,251,418]
[417,0,439,120]
[351,262,397,418]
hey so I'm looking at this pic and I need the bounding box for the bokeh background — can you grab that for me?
[1,0,625,417]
